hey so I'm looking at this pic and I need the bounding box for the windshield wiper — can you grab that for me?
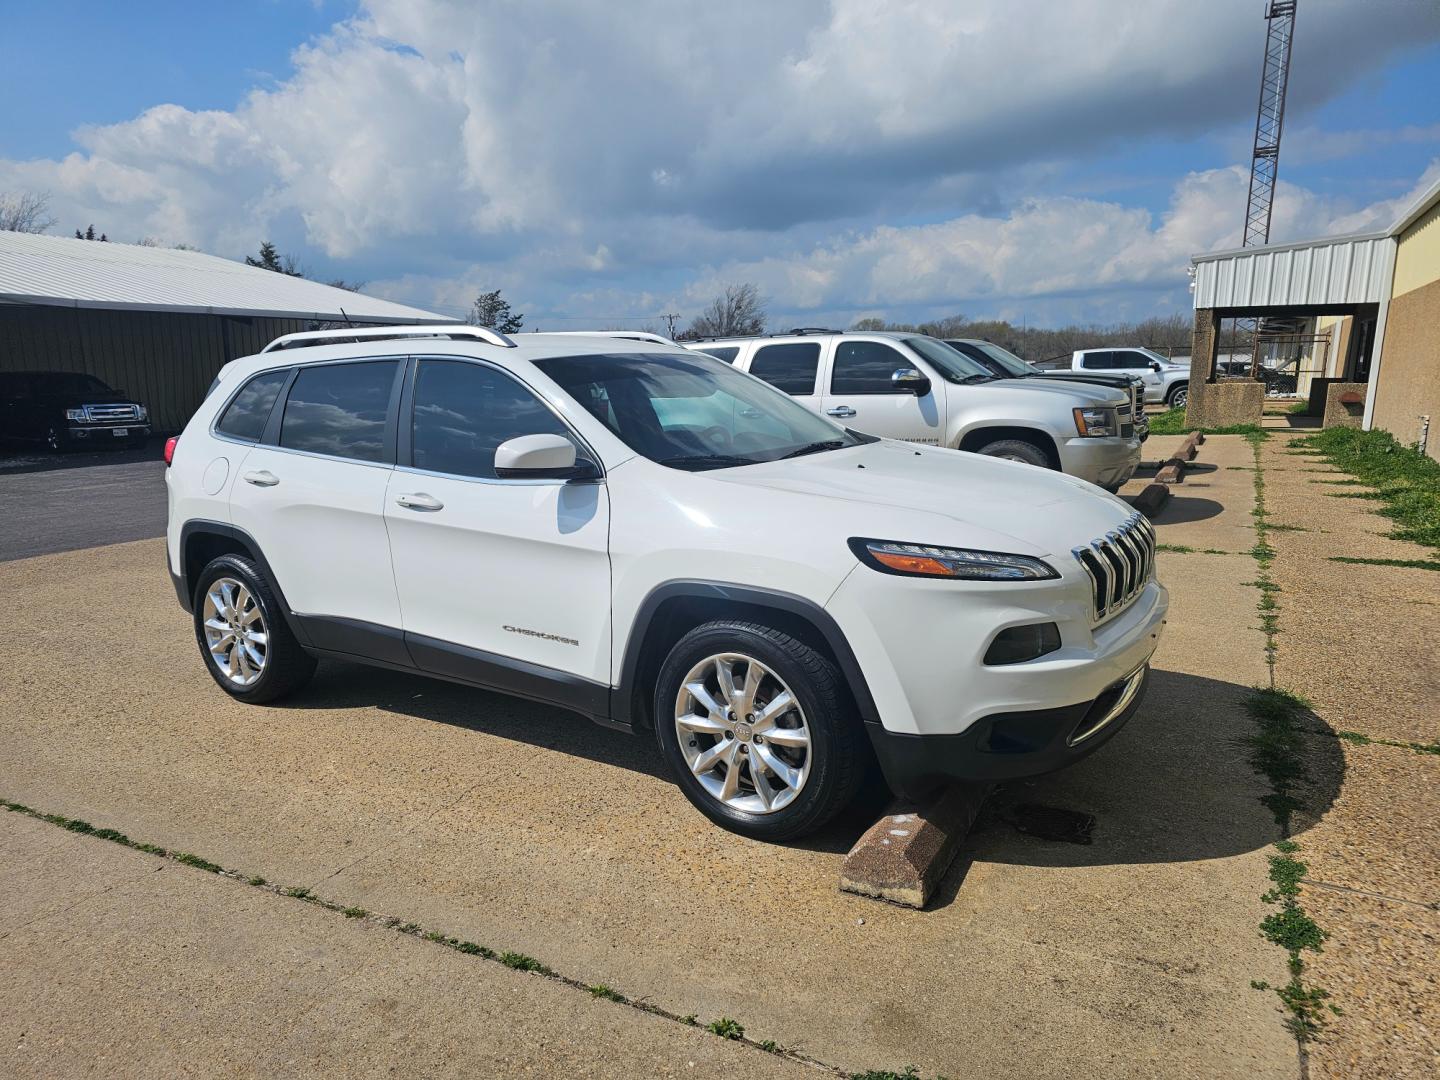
[958,373,995,384]
[780,439,849,459]
[655,454,755,471]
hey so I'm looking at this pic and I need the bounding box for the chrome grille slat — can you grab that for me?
[1071,512,1155,624]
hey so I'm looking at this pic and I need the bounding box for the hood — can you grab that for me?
[707,439,1134,557]
[33,388,132,406]
[969,378,1125,408]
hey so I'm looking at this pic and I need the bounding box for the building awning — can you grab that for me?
[0,231,446,324]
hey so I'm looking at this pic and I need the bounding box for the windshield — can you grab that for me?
[901,336,992,382]
[968,341,1038,377]
[535,351,866,471]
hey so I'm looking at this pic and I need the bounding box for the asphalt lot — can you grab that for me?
[0,436,1317,1078]
[0,441,167,562]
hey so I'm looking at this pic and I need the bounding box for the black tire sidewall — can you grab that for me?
[1168,384,1188,407]
[654,622,857,841]
[977,438,1049,468]
[192,554,300,701]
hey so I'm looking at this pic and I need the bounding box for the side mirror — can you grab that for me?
[1150,361,1163,372]
[891,368,931,396]
[493,433,598,480]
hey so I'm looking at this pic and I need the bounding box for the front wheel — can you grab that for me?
[655,621,866,841]
[975,438,1050,468]
[1166,383,1189,409]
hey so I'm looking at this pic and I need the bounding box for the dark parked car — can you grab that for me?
[944,338,1149,441]
[0,371,151,451]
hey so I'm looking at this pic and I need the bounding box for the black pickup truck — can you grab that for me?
[0,371,152,451]
[944,338,1149,441]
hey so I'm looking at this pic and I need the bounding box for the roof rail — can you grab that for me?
[534,330,678,346]
[786,327,839,336]
[261,324,516,353]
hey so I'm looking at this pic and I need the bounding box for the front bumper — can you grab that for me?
[865,663,1151,798]
[1057,434,1141,489]
[63,423,150,444]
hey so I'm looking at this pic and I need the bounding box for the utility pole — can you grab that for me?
[661,313,681,338]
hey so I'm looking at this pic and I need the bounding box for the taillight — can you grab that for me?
[164,436,179,466]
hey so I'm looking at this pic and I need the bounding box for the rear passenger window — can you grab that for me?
[1080,352,1114,370]
[695,346,739,364]
[830,341,911,394]
[749,343,820,395]
[411,359,574,479]
[279,360,398,462]
[216,369,289,442]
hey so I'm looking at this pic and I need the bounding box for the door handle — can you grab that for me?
[395,492,444,512]
[242,470,279,487]
[826,405,857,418]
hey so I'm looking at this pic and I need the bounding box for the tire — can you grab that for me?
[1166,383,1189,409]
[192,553,316,703]
[975,438,1050,468]
[654,620,866,841]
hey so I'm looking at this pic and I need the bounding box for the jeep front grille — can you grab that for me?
[1072,513,1155,622]
[82,404,141,423]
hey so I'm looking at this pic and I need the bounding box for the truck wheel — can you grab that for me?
[193,553,316,703]
[1166,383,1189,409]
[976,438,1050,468]
[655,620,866,841]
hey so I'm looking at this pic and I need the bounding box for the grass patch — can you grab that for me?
[1329,555,1440,572]
[499,951,553,975]
[706,1017,745,1040]
[587,984,626,1002]
[1328,730,1440,755]
[174,852,223,874]
[1147,406,1267,437]
[851,1069,926,1080]
[759,1039,779,1053]
[1156,543,1233,555]
[341,906,368,919]
[1251,841,1339,1039]
[1293,427,1440,549]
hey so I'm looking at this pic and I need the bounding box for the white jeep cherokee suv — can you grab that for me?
[166,326,1167,840]
[684,331,1142,492]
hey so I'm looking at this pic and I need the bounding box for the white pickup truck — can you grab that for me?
[1037,348,1191,409]
[684,331,1141,492]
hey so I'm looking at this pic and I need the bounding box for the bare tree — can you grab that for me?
[0,190,58,234]
[325,279,367,293]
[684,283,766,339]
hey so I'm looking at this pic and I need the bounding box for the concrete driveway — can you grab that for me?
[0,454,1310,1078]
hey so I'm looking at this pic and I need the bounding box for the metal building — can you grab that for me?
[1187,172,1440,458]
[0,232,443,432]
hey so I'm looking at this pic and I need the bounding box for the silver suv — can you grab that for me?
[684,331,1141,491]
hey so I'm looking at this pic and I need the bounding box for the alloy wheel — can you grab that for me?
[202,577,268,686]
[673,652,811,815]
[1171,387,1188,408]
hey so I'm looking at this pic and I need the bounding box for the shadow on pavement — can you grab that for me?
[0,438,165,475]
[1154,495,1225,524]
[279,661,1342,874]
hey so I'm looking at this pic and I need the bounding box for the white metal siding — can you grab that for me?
[1193,235,1392,309]
[0,231,443,323]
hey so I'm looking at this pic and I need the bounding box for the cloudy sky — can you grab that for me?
[4,0,1439,329]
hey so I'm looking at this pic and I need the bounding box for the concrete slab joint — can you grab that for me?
[839,783,992,909]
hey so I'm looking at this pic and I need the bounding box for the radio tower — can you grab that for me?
[1232,1,1297,365]
[1243,1,1298,248]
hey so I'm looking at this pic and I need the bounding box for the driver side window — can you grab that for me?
[830,341,912,394]
[410,359,579,480]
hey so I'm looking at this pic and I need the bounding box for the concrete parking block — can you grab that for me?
[840,784,991,908]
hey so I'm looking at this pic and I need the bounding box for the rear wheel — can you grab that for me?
[193,554,315,703]
[655,620,865,841]
[1166,383,1189,409]
[975,438,1050,468]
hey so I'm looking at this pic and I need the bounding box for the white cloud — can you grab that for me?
[1,0,1437,323]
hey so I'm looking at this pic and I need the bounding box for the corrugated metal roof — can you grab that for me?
[0,231,446,323]
[1191,232,1392,310]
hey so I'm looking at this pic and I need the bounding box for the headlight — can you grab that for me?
[849,538,1058,581]
[1074,407,1118,438]
[65,408,86,422]
[136,405,148,421]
